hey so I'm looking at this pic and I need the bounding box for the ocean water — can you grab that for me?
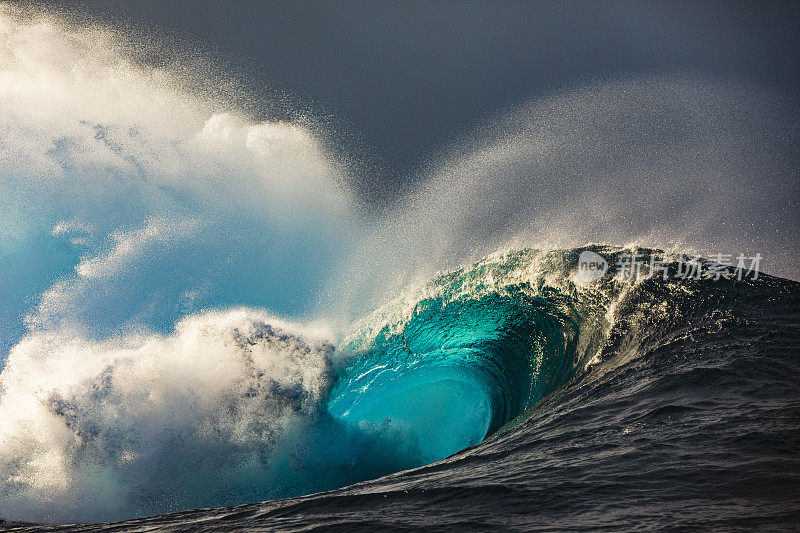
[1,7,799,531]
[3,247,799,531]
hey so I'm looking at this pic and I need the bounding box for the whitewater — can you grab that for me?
[0,7,798,530]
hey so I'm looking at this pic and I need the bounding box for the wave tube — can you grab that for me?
[328,249,616,463]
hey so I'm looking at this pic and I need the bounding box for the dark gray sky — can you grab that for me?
[45,0,800,205]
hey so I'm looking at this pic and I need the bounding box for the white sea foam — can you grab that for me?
[0,308,342,522]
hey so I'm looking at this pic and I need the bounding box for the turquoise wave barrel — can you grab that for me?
[327,281,583,464]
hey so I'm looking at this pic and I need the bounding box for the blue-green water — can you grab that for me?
[328,257,589,462]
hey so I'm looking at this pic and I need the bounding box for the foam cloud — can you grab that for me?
[0,6,361,353]
[0,11,405,521]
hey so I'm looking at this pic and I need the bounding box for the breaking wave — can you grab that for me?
[1,6,798,527]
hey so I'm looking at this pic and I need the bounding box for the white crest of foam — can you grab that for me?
[0,308,335,523]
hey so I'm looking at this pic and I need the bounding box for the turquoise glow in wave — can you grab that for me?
[328,251,605,464]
